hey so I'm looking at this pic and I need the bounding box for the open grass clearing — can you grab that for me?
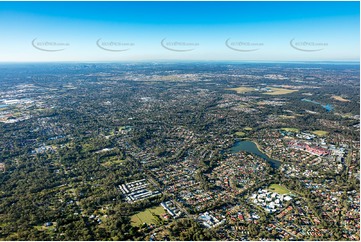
[268,184,291,195]
[235,131,246,137]
[34,222,57,233]
[279,115,296,119]
[100,154,124,166]
[331,95,350,102]
[101,156,125,167]
[263,87,298,95]
[311,130,329,136]
[130,206,166,227]
[281,127,299,132]
[226,86,254,94]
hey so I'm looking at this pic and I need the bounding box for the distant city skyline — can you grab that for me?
[0,1,359,62]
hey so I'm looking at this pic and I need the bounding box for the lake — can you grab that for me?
[229,140,281,169]
[301,98,333,112]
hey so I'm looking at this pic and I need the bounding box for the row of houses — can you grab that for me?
[119,179,161,203]
[160,201,181,218]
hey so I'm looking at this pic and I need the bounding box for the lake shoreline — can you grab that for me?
[229,139,281,169]
[240,137,280,162]
[252,140,282,164]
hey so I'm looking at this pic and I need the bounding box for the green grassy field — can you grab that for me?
[101,156,125,167]
[33,222,57,235]
[331,95,350,102]
[82,142,95,152]
[312,130,329,136]
[226,86,254,93]
[263,87,298,95]
[268,184,290,194]
[279,115,296,119]
[130,206,166,227]
[281,127,300,132]
[235,131,246,137]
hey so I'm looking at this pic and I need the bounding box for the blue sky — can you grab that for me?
[0,1,359,62]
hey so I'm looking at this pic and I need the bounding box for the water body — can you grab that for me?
[301,98,333,112]
[322,104,333,112]
[229,140,281,169]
